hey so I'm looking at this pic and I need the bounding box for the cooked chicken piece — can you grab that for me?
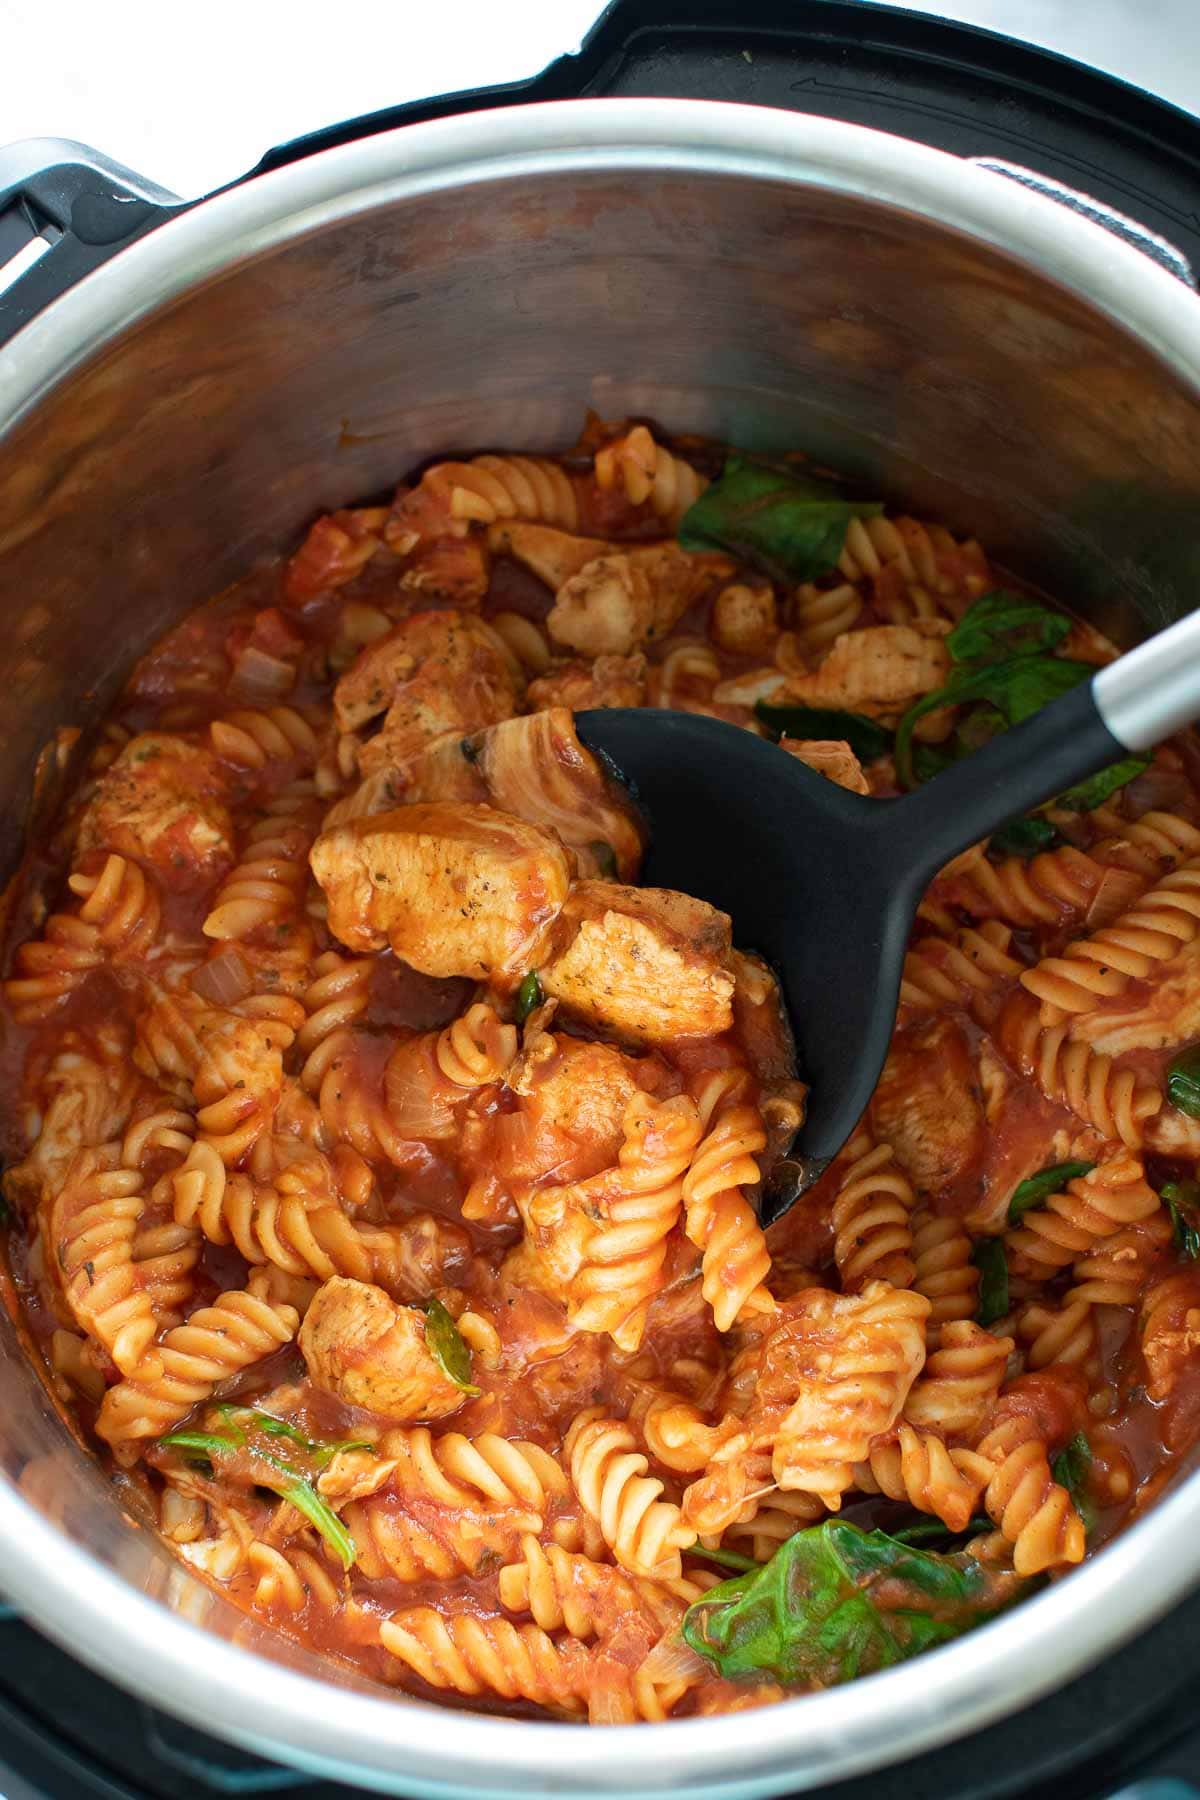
[775,623,951,718]
[473,710,644,882]
[310,802,572,980]
[527,653,648,713]
[780,738,870,795]
[1070,942,1200,1058]
[712,582,777,655]
[77,733,234,887]
[326,712,643,883]
[299,1277,466,1421]
[487,522,621,590]
[510,1032,675,1174]
[547,544,732,656]
[333,611,522,774]
[542,882,735,1042]
[871,1016,985,1201]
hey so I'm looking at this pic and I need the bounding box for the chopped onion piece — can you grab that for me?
[191,945,254,1006]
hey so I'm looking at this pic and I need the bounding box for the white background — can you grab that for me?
[3,0,1200,198]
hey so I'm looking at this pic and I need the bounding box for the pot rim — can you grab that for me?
[3,97,1200,1797]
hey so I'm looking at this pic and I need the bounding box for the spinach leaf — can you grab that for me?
[1162,1179,1200,1260]
[989,816,1062,857]
[159,1429,241,1460]
[216,1405,372,1470]
[1166,1045,1200,1119]
[1007,1161,1095,1227]
[159,1428,357,1568]
[895,657,1093,789]
[421,1297,481,1396]
[971,1238,1009,1327]
[515,971,543,1025]
[688,1543,760,1573]
[1051,1432,1096,1535]
[681,1519,1036,1687]
[1054,757,1150,813]
[754,702,893,762]
[946,592,1071,665]
[678,458,882,583]
[891,1515,992,1549]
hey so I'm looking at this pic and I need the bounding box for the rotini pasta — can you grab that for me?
[5,414,1197,1727]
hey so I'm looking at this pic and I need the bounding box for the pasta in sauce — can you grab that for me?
[3,417,1200,1723]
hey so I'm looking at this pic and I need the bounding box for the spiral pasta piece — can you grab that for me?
[974,1409,1086,1574]
[649,639,722,711]
[628,1387,730,1474]
[5,855,160,1021]
[901,1318,1012,1440]
[910,1207,980,1346]
[1064,1210,1173,1308]
[209,706,319,773]
[121,1107,193,1171]
[424,455,579,530]
[132,1218,202,1327]
[297,954,373,1090]
[378,1428,571,1517]
[858,1425,993,1533]
[899,920,1021,1016]
[681,1070,774,1331]
[435,1003,519,1088]
[1021,858,1200,1021]
[790,582,862,654]
[1005,1152,1161,1278]
[192,1014,283,1164]
[837,514,989,619]
[831,1137,916,1290]
[203,784,322,941]
[565,1410,696,1580]
[247,1541,341,1612]
[593,425,707,527]
[940,846,1109,928]
[379,1608,589,1714]
[720,1489,825,1562]
[49,1149,160,1377]
[1140,1269,1200,1399]
[1090,804,1200,877]
[1016,1300,1097,1372]
[498,1535,697,1641]
[996,990,1161,1148]
[96,1287,299,1445]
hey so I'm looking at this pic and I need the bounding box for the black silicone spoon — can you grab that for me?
[577,609,1200,1223]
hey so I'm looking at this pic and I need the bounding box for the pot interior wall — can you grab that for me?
[2,154,1200,1701]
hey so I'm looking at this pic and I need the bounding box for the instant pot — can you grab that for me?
[3,3,1200,1796]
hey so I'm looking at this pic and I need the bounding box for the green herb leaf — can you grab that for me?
[971,1238,1009,1327]
[678,457,882,583]
[255,1449,356,1570]
[158,1429,241,1460]
[681,1520,1037,1687]
[1166,1045,1200,1119]
[588,840,618,878]
[754,702,893,762]
[890,1515,992,1549]
[911,742,958,784]
[946,592,1071,666]
[895,657,1094,789]
[1053,756,1150,813]
[515,971,543,1025]
[687,1543,760,1573]
[989,816,1062,857]
[1051,1432,1096,1535]
[421,1297,481,1396]
[1162,1180,1200,1260]
[217,1405,372,1469]
[1008,1161,1095,1227]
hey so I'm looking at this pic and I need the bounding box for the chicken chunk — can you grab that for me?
[775,623,950,718]
[299,1277,466,1421]
[780,738,870,795]
[871,1016,985,1203]
[527,653,648,713]
[77,733,234,887]
[542,882,735,1043]
[333,611,522,775]
[547,545,732,656]
[487,522,621,590]
[309,802,572,980]
[712,582,777,655]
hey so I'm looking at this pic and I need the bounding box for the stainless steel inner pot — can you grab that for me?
[2,98,1200,1800]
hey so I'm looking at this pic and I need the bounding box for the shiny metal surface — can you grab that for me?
[1096,609,1200,747]
[3,99,1200,1798]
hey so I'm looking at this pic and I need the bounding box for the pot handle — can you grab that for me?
[0,138,181,351]
[969,156,1196,288]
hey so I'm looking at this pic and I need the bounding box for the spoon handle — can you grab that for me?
[883,608,1200,884]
